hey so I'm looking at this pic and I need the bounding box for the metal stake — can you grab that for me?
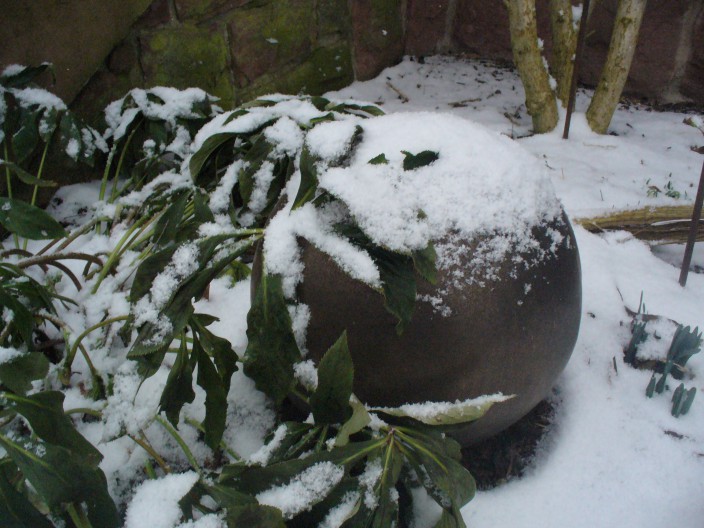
[679,157,704,286]
[563,0,591,140]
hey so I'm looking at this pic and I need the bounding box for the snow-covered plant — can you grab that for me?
[624,299,699,417]
[1,83,507,526]
[0,64,105,248]
[99,87,220,204]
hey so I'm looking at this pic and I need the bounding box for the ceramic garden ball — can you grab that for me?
[257,111,581,445]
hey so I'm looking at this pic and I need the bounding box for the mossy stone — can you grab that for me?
[350,0,405,80]
[236,44,353,103]
[316,0,353,40]
[227,1,315,85]
[140,23,234,108]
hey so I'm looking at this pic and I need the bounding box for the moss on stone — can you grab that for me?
[316,0,352,41]
[235,44,353,103]
[140,23,234,108]
[227,0,314,84]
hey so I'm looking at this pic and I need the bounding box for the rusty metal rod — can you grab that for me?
[679,157,704,286]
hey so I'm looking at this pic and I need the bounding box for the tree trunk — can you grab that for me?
[586,0,647,134]
[549,0,578,107]
[506,0,559,133]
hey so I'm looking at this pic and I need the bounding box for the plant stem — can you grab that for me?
[91,214,156,293]
[65,407,104,418]
[4,142,19,249]
[155,415,202,475]
[184,417,242,461]
[129,432,171,474]
[63,315,129,382]
[66,503,93,528]
[30,142,50,207]
[109,125,139,203]
[144,459,157,479]
[98,147,116,203]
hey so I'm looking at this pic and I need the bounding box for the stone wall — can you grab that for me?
[1,0,702,127]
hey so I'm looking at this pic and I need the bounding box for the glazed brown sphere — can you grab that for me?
[291,212,581,445]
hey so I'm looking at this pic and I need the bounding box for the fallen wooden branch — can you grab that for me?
[575,205,704,244]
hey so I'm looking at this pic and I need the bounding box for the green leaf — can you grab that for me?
[130,236,254,358]
[2,391,102,464]
[413,241,438,285]
[0,197,67,239]
[0,352,49,394]
[158,341,195,426]
[0,64,53,88]
[189,132,239,184]
[239,134,274,204]
[0,160,57,187]
[368,153,388,165]
[153,191,191,247]
[402,150,439,171]
[38,107,60,143]
[243,273,302,405]
[336,224,417,334]
[263,423,321,464]
[58,112,81,160]
[191,313,238,393]
[225,504,286,527]
[0,287,38,348]
[292,146,318,209]
[129,244,180,303]
[335,397,371,447]
[327,102,385,117]
[195,336,228,449]
[373,395,510,427]
[0,466,54,528]
[310,331,354,425]
[0,436,119,527]
[11,107,40,164]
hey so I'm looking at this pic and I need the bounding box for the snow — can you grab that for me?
[0,346,24,364]
[4,54,703,527]
[255,461,345,518]
[124,471,199,528]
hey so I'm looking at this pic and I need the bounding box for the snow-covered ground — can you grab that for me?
[326,56,704,527]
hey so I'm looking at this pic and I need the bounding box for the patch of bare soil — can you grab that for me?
[461,398,557,490]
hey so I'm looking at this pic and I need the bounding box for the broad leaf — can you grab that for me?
[0,160,57,187]
[336,224,417,334]
[0,64,53,88]
[239,133,274,204]
[0,352,50,394]
[335,397,371,447]
[372,394,511,427]
[0,436,119,527]
[195,337,228,449]
[413,241,438,285]
[225,504,286,527]
[189,132,239,184]
[153,190,191,247]
[0,197,67,239]
[159,342,195,426]
[11,107,40,164]
[3,391,102,464]
[292,146,318,209]
[310,331,354,425]
[402,150,439,171]
[243,273,302,404]
[0,466,54,528]
[368,153,388,165]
